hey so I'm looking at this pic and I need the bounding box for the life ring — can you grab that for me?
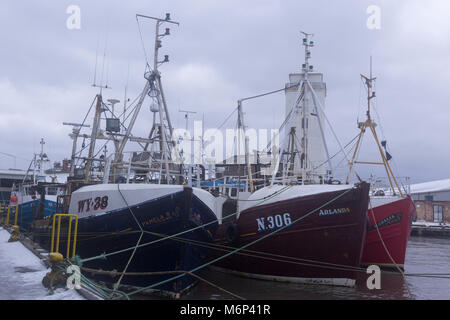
[225,223,240,246]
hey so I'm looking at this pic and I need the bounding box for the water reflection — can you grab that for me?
[181,236,450,300]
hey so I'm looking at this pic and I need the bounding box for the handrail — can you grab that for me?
[50,214,78,258]
[5,205,18,227]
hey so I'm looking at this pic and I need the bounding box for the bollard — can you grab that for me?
[42,252,67,294]
[8,225,20,242]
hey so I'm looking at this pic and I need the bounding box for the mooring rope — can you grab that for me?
[368,199,413,298]
[122,186,357,297]
[112,183,145,294]
[79,184,294,264]
[78,266,245,300]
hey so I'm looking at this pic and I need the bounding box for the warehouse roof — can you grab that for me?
[410,179,450,194]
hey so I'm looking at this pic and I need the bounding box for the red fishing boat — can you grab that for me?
[346,63,415,270]
[212,183,370,287]
[209,33,371,286]
[361,195,415,269]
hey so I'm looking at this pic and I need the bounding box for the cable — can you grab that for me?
[124,186,357,296]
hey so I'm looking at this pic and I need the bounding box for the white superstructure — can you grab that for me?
[285,71,327,176]
[276,33,331,183]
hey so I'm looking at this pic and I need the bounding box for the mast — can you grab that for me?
[179,109,196,186]
[279,32,332,183]
[63,122,90,177]
[38,138,46,176]
[345,58,403,196]
[115,13,179,183]
[84,94,103,182]
[237,100,254,193]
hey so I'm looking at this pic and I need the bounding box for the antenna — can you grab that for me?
[123,59,131,127]
[63,123,90,177]
[346,59,403,196]
[136,13,180,26]
[360,57,377,120]
[92,35,112,91]
[93,38,100,87]
[107,99,121,116]
[179,109,197,131]
[63,122,91,128]
[300,31,314,73]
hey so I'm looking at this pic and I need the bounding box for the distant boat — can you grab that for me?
[10,139,64,230]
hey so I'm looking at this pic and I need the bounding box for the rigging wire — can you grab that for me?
[136,16,150,66]
[80,184,295,264]
[121,187,358,296]
[313,133,360,172]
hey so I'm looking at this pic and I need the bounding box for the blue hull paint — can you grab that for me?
[17,199,57,230]
[35,189,218,295]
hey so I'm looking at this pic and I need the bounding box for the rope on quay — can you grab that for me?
[77,266,245,300]
[52,260,129,300]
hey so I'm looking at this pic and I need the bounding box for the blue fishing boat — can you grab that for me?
[11,139,64,230]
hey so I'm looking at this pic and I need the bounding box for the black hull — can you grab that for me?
[33,187,218,295]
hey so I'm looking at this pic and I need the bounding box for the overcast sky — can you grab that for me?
[1,0,450,184]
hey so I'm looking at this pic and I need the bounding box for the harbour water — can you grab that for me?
[177,236,450,300]
[1,225,449,300]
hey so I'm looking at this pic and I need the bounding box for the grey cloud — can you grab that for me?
[1,0,449,184]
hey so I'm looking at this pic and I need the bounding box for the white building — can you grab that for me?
[284,71,327,178]
[410,179,450,223]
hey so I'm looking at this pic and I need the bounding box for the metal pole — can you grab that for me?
[84,94,103,182]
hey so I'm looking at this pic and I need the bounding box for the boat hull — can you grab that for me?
[32,185,218,296]
[17,199,57,230]
[361,195,415,269]
[211,182,370,286]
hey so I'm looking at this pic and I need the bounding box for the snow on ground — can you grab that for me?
[0,227,84,300]
[413,220,450,228]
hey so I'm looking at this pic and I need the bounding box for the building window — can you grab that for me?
[433,205,443,223]
[425,195,434,201]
